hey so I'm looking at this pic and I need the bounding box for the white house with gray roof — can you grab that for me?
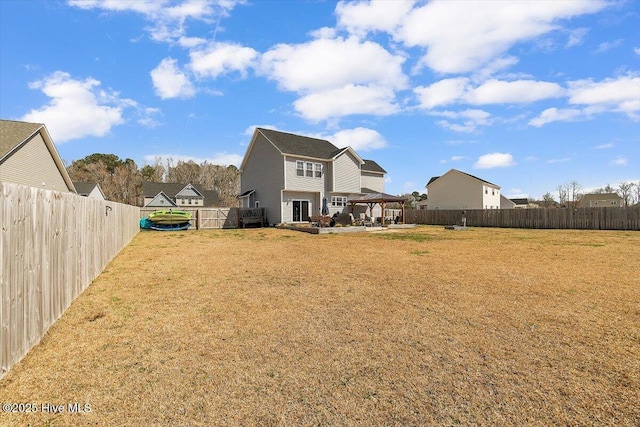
[426,169,501,210]
[239,128,387,225]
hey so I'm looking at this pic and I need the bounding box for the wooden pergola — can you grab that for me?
[348,192,406,226]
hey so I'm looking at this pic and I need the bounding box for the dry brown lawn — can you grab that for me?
[1,226,638,426]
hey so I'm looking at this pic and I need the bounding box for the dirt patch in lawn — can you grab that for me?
[1,226,639,426]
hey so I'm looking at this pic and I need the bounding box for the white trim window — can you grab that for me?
[331,196,348,207]
[296,161,304,176]
[315,163,322,178]
[306,162,314,177]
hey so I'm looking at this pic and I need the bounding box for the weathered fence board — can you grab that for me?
[405,207,640,230]
[0,182,140,378]
[140,207,240,229]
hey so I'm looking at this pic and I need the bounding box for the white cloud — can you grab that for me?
[151,57,195,99]
[21,71,130,142]
[293,85,398,121]
[566,28,588,47]
[144,152,243,167]
[473,152,516,169]
[568,75,640,119]
[465,79,564,104]
[69,0,243,44]
[415,78,564,109]
[396,1,607,74]
[529,107,583,127]
[336,0,416,37]
[547,157,571,164]
[260,36,407,93]
[440,155,464,164]
[330,127,387,152]
[635,47,640,55]
[595,39,623,53]
[138,107,163,128]
[595,143,614,149]
[431,109,492,133]
[414,78,468,109]
[189,42,258,79]
[611,157,628,166]
[178,36,206,48]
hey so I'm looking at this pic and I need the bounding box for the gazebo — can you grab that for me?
[348,192,406,226]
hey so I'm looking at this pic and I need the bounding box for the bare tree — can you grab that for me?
[140,157,165,182]
[542,192,556,208]
[556,185,568,206]
[568,180,582,207]
[617,181,634,206]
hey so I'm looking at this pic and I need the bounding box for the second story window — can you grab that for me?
[315,164,322,178]
[297,161,304,176]
[306,162,314,177]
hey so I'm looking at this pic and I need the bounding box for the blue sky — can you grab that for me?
[1,0,638,199]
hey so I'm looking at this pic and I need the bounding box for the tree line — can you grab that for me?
[541,180,640,208]
[67,154,239,206]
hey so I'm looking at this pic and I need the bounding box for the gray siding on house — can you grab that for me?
[0,133,69,192]
[428,171,483,210]
[332,151,361,193]
[361,171,385,193]
[281,191,320,222]
[284,156,327,192]
[241,133,285,225]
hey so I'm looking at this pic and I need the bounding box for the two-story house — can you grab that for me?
[142,182,221,208]
[426,169,501,210]
[579,193,624,208]
[239,128,386,225]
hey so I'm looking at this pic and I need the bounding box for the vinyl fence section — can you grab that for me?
[0,182,140,378]
[405,207,640,230]
[140,207,240,229]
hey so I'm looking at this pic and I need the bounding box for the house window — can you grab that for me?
[485,188,488,194]
[331,196,347,207]
[188,198,192,205]
[296,161,304,176]
[492,189,495,195]
[315,163,322,178]
[306,162,314,177]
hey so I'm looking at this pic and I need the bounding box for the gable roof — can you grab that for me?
[0,119,76,192]
[258,128,340,160]
[426,169,499,188]
[510,198,529,205]
[73,181,105,198]
[146,191,178,207]
[142,182,220,207]
[362,159,386,174]
[0,120,43,159]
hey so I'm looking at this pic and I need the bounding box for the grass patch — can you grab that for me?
[1,226,638,426]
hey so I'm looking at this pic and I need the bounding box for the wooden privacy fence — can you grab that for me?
[140,207,266,229]
[0,182,140,378]
[405,207,640,230]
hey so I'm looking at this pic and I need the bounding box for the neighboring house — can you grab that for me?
[501,195,516,209]
[415,199,429,210]
[579,193,624,208]
[507,198,539,209]
[73,182,106,200]
[0,119,76,192]
[141,182,221,208]
[426,169,501,210]
[239,128,387,225]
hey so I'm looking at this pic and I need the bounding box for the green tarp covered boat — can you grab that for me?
[148,209,192,225]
